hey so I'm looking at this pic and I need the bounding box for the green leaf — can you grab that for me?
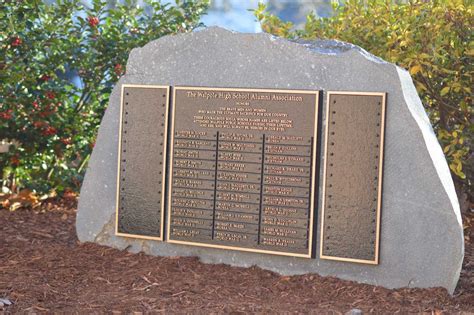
[440,86,450,96]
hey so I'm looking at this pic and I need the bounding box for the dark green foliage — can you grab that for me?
[0,0,208,195]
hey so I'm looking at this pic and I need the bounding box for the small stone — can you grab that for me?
[0,298,12,306]
[345,309,362,315]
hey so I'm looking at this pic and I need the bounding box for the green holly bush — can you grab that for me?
[1,0,208,196]
[255,0,473,201]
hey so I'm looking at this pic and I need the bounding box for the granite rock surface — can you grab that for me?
[77,27,464,293]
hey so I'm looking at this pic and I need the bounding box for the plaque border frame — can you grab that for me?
[319,91,386,265]
[167,86,320,258]
[114,84,170,241]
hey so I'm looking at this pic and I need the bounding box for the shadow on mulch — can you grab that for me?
[0,200,472,313]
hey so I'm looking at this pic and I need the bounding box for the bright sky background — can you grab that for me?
[201,0,332,33]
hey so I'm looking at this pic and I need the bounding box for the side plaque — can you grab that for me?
[168,87,320,258]
[115,84,169,240]
[320,91,386,264]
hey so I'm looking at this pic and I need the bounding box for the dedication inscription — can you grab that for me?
[167,87,320,257]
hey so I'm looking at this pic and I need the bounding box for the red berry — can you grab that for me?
[40,74,50,81]
[41,126,57,136]
[87,16,99,28]
[0,109,13,120]
[32,101,40,109]
[11,37,22,47]
[46,91,55,99]
[114,64,124,76]
[10,155,20,166]
[33,121,45,128]
[60,138,72,145]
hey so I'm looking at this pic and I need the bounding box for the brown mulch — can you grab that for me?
[0,201,473,313]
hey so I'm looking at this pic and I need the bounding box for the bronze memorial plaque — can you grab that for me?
[167,87,320,257]
[115,84,170,240]
[320,92,386,264]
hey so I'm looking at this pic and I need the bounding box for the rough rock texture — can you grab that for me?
[77,27,464,293]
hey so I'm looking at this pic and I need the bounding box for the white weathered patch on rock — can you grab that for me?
[396,67,462,227]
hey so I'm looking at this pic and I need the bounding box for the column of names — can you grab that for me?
[170,131,313,254]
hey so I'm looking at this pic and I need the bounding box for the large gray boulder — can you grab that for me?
[77,27,464,293]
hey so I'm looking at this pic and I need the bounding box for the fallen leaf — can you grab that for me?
[9,202,22,211]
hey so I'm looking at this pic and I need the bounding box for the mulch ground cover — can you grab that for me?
[0,200,472,313]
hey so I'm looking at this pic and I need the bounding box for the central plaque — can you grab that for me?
[167,87,320,257]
